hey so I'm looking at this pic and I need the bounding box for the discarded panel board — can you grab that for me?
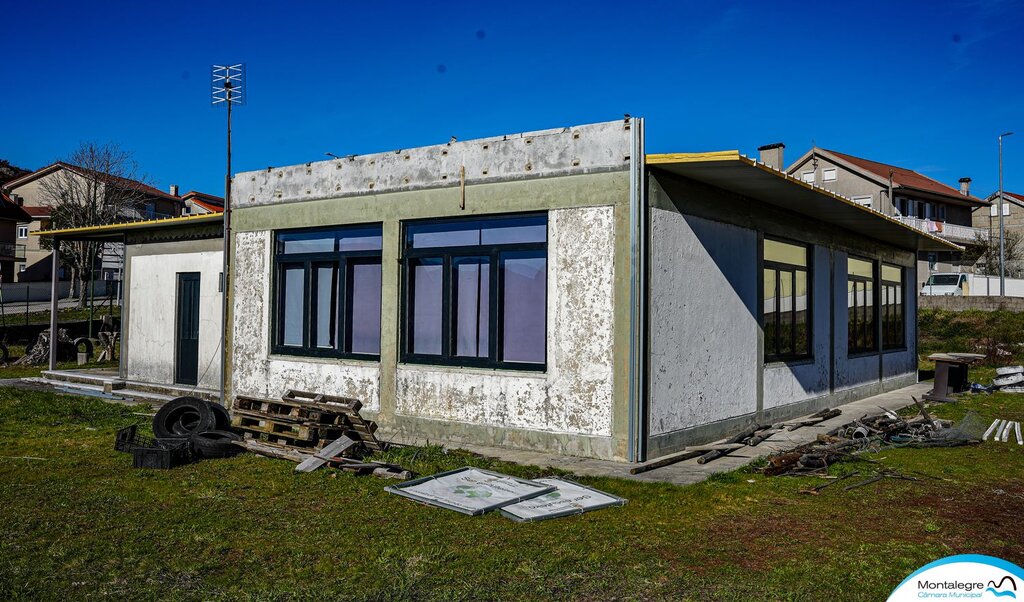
[385,467,555,516]
[499,478,627,523]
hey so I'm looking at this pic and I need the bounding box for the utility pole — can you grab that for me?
[212,64,244,404]
[999,131,1013,296]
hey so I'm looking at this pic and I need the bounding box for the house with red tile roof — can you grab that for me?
[972,191,1024,258]
[180,191,224,216]
[1,162,184,282]
[778,146,989,288]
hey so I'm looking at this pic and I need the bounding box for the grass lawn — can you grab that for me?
[1,304,121,326]
[0,387,1021,601]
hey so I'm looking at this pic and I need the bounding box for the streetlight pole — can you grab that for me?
[999,131,1013,296]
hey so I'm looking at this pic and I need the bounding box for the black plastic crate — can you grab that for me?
[115,424,192,469]
[132,438,191,469]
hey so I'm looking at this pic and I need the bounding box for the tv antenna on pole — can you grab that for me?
[212,63,244,405]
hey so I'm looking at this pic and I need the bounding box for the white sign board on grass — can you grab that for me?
[500,478,627,522]
[385,467,556,515]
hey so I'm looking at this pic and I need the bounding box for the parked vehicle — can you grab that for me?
[921,273,969,296]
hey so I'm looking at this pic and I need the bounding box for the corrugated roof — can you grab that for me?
[34,212,223,241]
[647,151,959,252]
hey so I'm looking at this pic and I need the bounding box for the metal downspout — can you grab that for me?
[627,117,647,462]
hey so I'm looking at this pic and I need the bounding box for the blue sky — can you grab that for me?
[2,0,1022,197]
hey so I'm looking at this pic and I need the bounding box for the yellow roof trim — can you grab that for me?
[646,151,741,164]
[34,212,223,237]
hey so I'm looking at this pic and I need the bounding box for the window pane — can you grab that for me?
[280,232,335,254]
[881,264,901,283]
[848,257,873,279]
[502,252,546,363]
[408,221,482,249]
[847,280,858,352]
[408,215,546,249]
[279,226,382,254]
[410,258,443,355]
[764,239,807,267]
[281,265,305,346]
[480,215,546,245]
[348,260,382,355]
[313,264,337,349]
[763,268,777,356]
[794,270,809,356]
[863,279,875,350]
[338,227,383,252]
[454,257,490,358]
[778,270,793,356]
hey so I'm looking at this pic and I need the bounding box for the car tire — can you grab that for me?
[73,337,94,358]
[153,397,217,439]
[191,430,242,459]
[209,401,231,431]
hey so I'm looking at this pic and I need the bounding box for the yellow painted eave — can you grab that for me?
[34,212,224,237]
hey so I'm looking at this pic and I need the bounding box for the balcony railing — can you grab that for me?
[0,243,26,259]
[895,217,988,244]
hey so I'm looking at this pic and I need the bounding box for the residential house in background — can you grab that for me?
[0,163,184,282]
[180,190,224,216]
[0,191,31,282]
[780,146,989,287]
[972,191,1024,275]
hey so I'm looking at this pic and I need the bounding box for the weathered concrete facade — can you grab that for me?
[645,170,918,457]
[230,121,636,460]
[224,120,946,463]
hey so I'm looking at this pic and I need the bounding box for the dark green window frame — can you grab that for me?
[847,256,878,355]
[881,264,905,350]
[272,224,383,360]
[762,237,812,362]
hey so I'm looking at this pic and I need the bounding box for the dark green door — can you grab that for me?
[175,272,201,386]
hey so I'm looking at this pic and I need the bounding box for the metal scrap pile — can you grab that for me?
[762,398,982,477]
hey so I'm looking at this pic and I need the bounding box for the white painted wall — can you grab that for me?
[648,209,759,435]
[125,250,222,390]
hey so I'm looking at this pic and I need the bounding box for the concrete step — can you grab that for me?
[41,369,125,389]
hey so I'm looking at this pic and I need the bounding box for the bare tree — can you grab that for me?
[962,230,1024,278]
[38,143,152,308]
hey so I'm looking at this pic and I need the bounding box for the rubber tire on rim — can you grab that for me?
[208,402,231,431]
[153,397,216,439]
[72,337,94,358]
[191,430,242,459]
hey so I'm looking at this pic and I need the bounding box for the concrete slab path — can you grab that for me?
[416,382,933,486]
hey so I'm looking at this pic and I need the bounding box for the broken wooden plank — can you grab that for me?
[295,436,356,473]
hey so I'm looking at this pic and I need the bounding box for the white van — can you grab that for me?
[921,273,969,296]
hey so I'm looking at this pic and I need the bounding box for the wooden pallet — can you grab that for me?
[230,391,385,454]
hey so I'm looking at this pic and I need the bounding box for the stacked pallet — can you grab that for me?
[231,389,385,454]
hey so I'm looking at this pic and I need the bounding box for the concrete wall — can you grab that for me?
[646,171,919,457]
[648,210,757,435]
[124,239,222,390]
[229,120,635,460]
[920,295,1024,312]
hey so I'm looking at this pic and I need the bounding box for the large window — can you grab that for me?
[763,238,811,362]
[847,257,876,354]
[402,213,547,370]
[273,225,383,358]
[881,264,905,350]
